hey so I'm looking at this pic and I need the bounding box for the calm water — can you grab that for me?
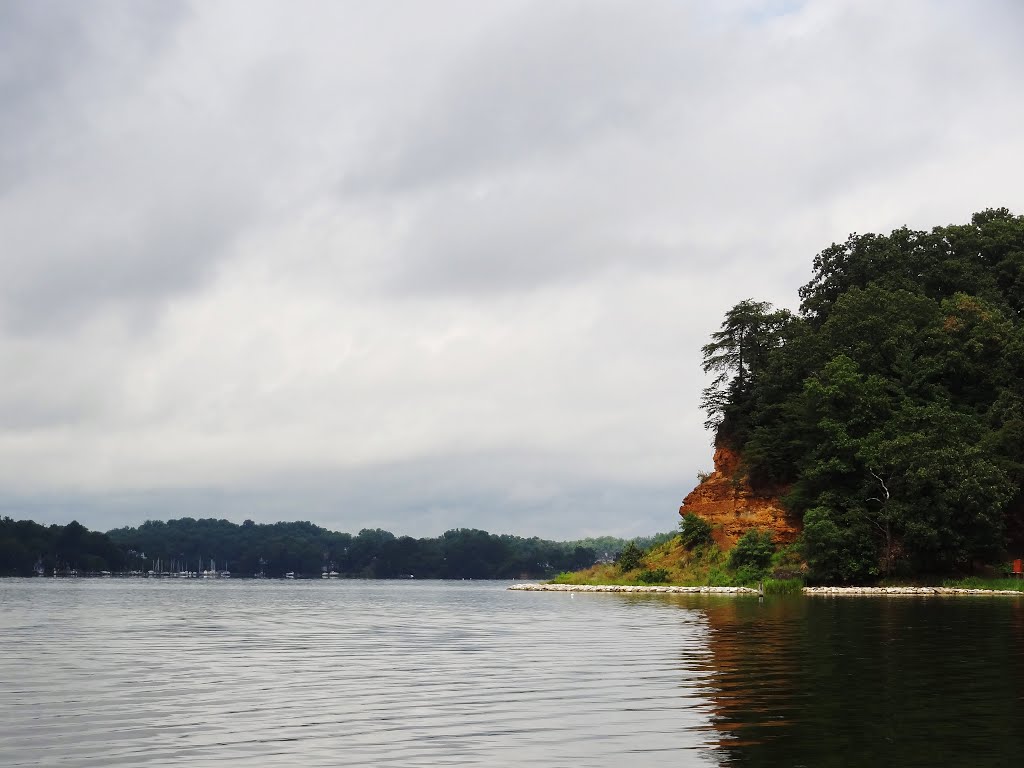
[1,580,1022,767]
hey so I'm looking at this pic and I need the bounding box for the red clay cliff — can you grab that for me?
[679,444,802,548]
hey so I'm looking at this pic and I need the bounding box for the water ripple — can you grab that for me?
[0,580,722,767]
[5,580,1019,766]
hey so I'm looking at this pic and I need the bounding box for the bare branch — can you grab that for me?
[868,469,890,501]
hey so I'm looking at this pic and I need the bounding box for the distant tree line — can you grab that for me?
[0,518,127,575]
[700,208,1024,582]
[1,515,672,579]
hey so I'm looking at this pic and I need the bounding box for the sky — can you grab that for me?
[0,0,1021,539]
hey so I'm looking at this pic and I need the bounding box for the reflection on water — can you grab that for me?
[0,580,1021,767]
[697,596,1024,766]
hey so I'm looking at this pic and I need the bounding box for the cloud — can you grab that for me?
[346,2,703,193]
[0,0,1021,538]
[0,2,186,187]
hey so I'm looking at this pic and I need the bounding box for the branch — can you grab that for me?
[868,469,890,501]
[854,505,888,535]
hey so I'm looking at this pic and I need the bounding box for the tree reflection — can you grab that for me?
[681,596,1024,766]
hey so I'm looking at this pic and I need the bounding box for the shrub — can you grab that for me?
[616,541,645,572]
[679,512,713,549]
[637,568,670,584]
[803,507,879,583]
[728,528,775,578]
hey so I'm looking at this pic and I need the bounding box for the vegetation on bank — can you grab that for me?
[696,208,1024,583]
[105,518,601,579]
[553,521,805,591]
[939,577,1024,592]
[1,515,674,579]
[552,520,1024,592]
[0,518,127,576]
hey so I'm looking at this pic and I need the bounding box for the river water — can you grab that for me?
[1,579,1022,766]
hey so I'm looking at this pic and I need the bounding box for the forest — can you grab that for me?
[0,515,671,579]
[0,518,127,576]
[701,208,1024,582]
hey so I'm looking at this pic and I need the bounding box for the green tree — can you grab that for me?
[701,299,793,436]
[728,529,775,579]
[616,541,645,572]
[678,512,712,549]
[701,209,1024,582]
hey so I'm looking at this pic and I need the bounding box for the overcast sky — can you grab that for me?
[0,0,1021,539]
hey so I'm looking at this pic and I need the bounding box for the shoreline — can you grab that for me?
[509,583,1024,596]
[510,583,756,594]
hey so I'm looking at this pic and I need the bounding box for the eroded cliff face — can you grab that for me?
[679,445,802,548]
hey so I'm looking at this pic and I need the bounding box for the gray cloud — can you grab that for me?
[0,0,1021,538]
[341,0,1024,299]
[0,2,186,190]
[0,1,267,333]
[0,451,684,540]
[346,2,705,194]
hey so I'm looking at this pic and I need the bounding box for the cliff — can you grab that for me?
[679,444,802,548]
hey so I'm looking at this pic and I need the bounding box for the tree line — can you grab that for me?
[0,518,127,575]
[700,208,1024,582]
[1,515,672,579]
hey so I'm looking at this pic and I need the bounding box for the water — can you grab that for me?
[1,580,1022,767]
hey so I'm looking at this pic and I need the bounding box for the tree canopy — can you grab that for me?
[2,515,675,580]
[702,208,1024,582]
[0,517,127,575]
[102,518,606,579]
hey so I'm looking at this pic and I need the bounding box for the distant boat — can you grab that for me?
[285,572,295,579]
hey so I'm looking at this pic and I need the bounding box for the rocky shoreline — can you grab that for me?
[509,583,757,594]
[509,583,1024,596]
[803,585,1024,596]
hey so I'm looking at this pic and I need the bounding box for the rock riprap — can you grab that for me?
[803,586,1024,596]
[509,583,1024,596]
[508,583,758,594]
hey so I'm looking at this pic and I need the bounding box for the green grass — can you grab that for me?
[941,576,1024,591]
[763,578,804,595]
[550,534,807,589]
[555,549,1024,592]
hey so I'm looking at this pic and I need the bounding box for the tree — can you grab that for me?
[701,209,1024,581]
[616,541,645,572]
[678,512,712,549]
[701,299,793,436]
[728,529,775,579]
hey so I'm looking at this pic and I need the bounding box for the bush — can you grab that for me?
[803,507,879,583]
[616,541,645,572]
[728,529,775,578]
[637,568,670,584]
[679,512,713,549]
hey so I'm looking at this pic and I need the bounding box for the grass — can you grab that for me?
[552,531,1024,592]
[940,576,1024,592]
[762,578,804,595]
[551,534,796,588]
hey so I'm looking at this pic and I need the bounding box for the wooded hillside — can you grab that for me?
[700,208,1024,581]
